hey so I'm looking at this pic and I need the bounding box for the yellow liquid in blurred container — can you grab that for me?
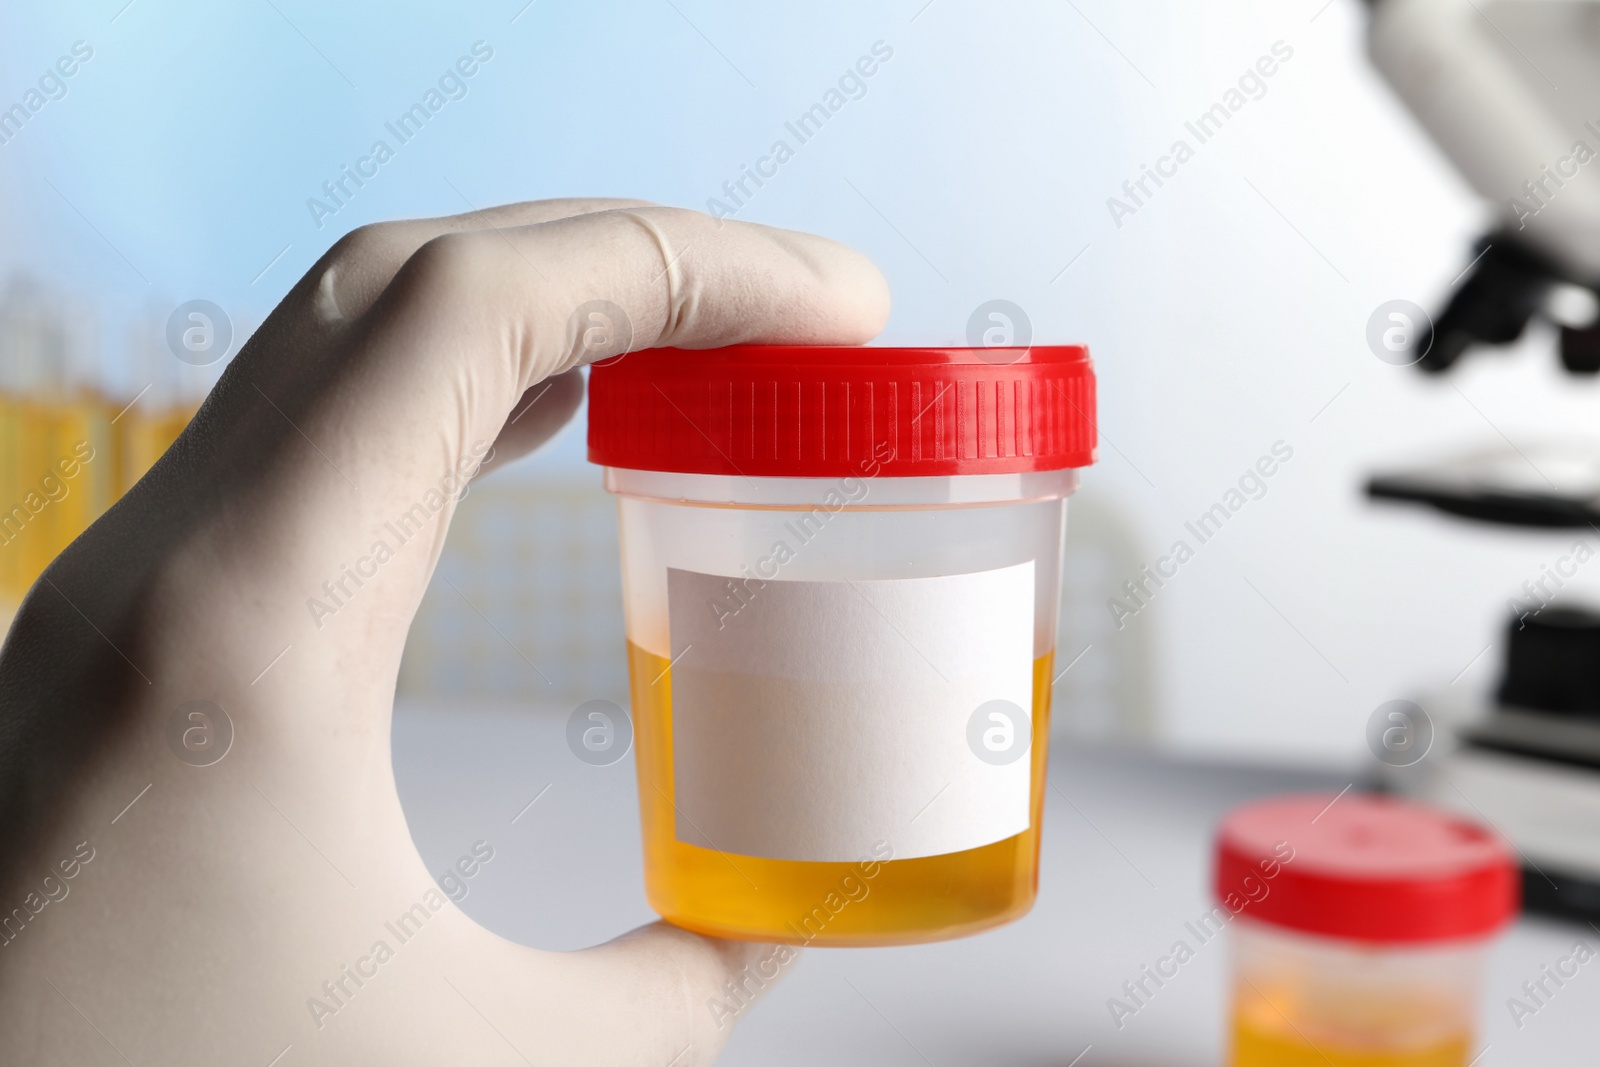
[0,281,209,630]
[1230,982,1472,1067]
[116,400,193,494]
[0,391,114,597]
[46,392,114,554]
[0,388,194,609]
[4,395,62,600]
[0,391,17,600]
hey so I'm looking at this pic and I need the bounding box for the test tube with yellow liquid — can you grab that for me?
[0,279,112,612]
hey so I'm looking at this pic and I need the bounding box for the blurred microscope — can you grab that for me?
[1364,0,1600,921]
[1370,0,1600,372]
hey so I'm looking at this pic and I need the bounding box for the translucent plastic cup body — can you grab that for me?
[1227,916,1491,1067]
[605,465,1079,946]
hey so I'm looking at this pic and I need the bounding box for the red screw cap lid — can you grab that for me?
[1214,793,1519,944]
[586,345,1096,478]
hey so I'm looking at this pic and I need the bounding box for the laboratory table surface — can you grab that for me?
[394,701,1596,1066]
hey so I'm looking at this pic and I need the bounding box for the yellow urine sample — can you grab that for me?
[628,641,1055,946]
[0,394,116,596]
[0,393,186,604]
[43,393,114,548]
[1230,984,1474,1067]
[0,392,18,601]
[6,396,60,594]
[117,403,194,494]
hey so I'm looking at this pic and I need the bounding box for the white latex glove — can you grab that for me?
[0,199,889,1066]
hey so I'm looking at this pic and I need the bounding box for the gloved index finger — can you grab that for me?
[297,197,660,324]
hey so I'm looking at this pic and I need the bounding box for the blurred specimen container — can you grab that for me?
[589,344,1096,945]
[0,280,209,621]
[0,278,111,608]
[1216,794,1518,1067]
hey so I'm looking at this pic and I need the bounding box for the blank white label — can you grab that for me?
[667,561,1036,862]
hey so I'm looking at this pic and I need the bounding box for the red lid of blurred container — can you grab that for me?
[1214,793,1519,944]
[586,344,1096,478]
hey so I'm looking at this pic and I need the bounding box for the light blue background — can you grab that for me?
[8,0,1595,760]
[0,0,1120,371]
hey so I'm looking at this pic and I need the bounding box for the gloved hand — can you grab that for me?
[0,199,889,1065]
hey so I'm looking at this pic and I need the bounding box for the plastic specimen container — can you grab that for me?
[1215,793,1519,1067]
[587,344,1097,945]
